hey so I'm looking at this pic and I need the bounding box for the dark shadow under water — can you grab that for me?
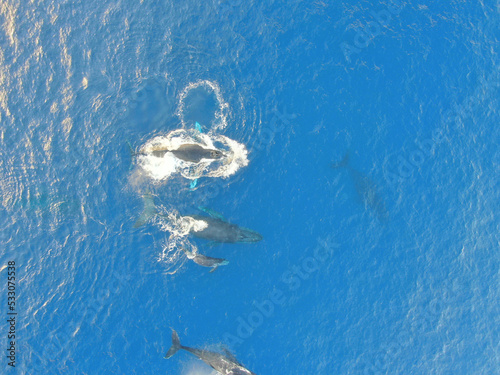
[331,152,389,223]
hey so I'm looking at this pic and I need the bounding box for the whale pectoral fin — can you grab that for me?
[197,206,227,221]
[190,179,199,190]
[222,348,242,366]
[209,265,218,273]
[195,121,203,133]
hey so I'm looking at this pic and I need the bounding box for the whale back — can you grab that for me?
[171,144,222,163]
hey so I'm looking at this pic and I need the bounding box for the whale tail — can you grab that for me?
[126,140,135,155]
[331,151,350,169]
[165,330,182,359]
[133,194,158,228]
[126,140,142,158]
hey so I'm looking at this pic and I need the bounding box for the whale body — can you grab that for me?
[165,329,257,375]
[147,143,224,163]
[331,152,388,222]
[181,247,229,272]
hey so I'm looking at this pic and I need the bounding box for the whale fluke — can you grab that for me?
[165,330,182,359]
[133,194,158,228]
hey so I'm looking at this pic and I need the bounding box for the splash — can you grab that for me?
[156,209,207,237]
[136,129,248,182]
[153,208,206,273]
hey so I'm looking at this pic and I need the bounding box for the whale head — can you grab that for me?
[236,227,263,243]
[210,149,224,159]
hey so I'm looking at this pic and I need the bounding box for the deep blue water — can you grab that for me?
[1,0,499,374]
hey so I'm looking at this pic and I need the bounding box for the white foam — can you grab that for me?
[204,135,249,178]
[154,210,205,273]
[136,129,248,182]
[156,210,202,237]
[137,152,179,181]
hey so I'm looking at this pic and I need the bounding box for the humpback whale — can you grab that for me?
[165,329,257,375]
[181,247,229,272]
[134,196,262,244]
[331,152,388,221]
[187,213,263,244]
[145,143,224,163]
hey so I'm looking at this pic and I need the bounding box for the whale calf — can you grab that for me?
[165,329,257,375]
[181,247,229,272]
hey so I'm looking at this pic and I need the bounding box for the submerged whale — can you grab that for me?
[165,329,257,375]
[181,247,229,272]
[145,143,224,163]
[331,152,388,222]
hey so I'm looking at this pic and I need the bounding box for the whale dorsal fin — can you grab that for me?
[222,348,242,366]
[197,206,226,221]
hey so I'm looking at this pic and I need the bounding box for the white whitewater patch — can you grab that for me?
[152,209,208,273]
[137,128,248,182]
[156,210,208,237]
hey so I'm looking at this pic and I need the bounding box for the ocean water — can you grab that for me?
[0,0,499,374]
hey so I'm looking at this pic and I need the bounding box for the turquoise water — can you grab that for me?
[1,1,499,374]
